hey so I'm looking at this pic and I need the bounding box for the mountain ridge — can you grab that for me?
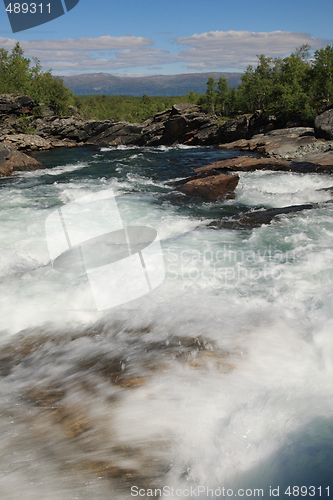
[60,72,242,96]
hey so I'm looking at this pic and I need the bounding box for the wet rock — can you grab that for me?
[0,325,238,494]
[316,185,333,194]
[209,203,317,230]
[194,155,292,174]
[198,153,333,174]
[53,405,92,438]
[0,143,45,177]
[314,109,333,140]
[292,151,333,172]
[175,172,239,201]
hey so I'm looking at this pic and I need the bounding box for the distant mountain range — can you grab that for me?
[60,72,243,96]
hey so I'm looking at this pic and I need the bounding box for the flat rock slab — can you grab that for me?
[293,151,333,168]
[3,133,52,151]
[0,143,45,177]
[195,154,333,174]
[218,127,333,161]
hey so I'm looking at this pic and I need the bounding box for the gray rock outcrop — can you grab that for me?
[314,109,333,140]
[2,93,333,177]
[218,127,333,161]
[0,93,34,115]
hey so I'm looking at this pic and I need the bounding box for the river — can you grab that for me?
[0,144,333,499]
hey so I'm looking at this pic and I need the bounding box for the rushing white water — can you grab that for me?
[1,145,333,499]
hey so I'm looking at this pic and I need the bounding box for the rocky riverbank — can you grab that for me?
[0,95,220,152]
[2,93,330,156]
[2,93,333,206]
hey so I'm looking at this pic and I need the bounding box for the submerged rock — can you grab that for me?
[209,203,318,230]
[0,324,238,493]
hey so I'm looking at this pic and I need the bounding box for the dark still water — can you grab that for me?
[1,144,333,499]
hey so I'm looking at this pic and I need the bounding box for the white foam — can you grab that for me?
[237,171,333,207]
[1,149,333,497]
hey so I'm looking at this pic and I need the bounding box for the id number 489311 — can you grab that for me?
[284,486,330,496]
[5,3,51,14]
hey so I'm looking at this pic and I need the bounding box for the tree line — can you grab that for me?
[1,42,333,124]
[198,44,333,123]
[74,94,194,123]
[0,42,74,115]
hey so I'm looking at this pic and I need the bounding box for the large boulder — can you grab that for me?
[160,111,218,145]
[86,121,144,146]
[174,172,239,201]
[0,94,34,115]
[35,116,91,142]
[314,109,333,140]
[0,143,45,177]
[86,106,219,147]
[215,115,250,143]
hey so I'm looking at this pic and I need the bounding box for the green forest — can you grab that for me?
[73,94,195,123]
[198,44,333,123]
[0,42,74,115]
[1,42,333,125]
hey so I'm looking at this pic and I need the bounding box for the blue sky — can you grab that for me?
[0,0,333,76]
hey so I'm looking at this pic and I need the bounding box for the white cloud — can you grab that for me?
[27,35,153,51]
[175,30,332,70]
[0,36,171,73]
[0,31,332,75]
